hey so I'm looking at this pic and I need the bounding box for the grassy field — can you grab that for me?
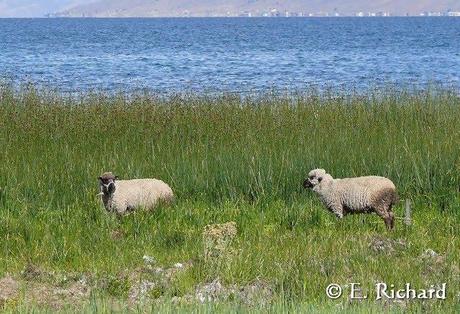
[0,85,459,312]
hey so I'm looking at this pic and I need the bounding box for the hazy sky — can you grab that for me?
[0,0,94,17]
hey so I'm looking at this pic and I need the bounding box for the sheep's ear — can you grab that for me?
[98,176,103,182]
[114,176,119,180]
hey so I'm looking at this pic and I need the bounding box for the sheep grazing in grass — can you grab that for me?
[303,169,398,230]
[98,172,174,214]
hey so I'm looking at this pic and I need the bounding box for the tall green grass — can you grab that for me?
[0,86,459,312]
[2,86,460,204]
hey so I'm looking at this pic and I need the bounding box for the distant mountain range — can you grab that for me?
[52,0,460,18]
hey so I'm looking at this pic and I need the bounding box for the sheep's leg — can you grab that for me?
[384,212,395,230]
[374,205,394,230]
[383,214,394,230]
[387,207,395,230]
[334,211,344,219]
[384,203,395,230]
[329,204,344,219]
[323,199,343,219]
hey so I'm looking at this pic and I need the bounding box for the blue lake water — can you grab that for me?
[0,17,459,93]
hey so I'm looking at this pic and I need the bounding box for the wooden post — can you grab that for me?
[404,199,412,226]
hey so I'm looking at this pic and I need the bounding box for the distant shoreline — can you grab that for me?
[1,15,460,19]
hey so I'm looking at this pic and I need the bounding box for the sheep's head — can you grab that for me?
[99,172,118,196]
[303,169,331,190]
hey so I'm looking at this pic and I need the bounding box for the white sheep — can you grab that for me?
[98,172,174,214]
[303,169,398,229]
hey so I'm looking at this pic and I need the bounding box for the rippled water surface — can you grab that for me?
[0,17,459,92]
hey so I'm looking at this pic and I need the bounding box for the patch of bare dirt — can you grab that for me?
[18,264,92,310]
[419,248,446,276]
[127,260,192,305]
[26,281,90,310]
[420,249,444,263]
[171,278,274,306]
[0,276,20,308]
[239,279,273,306]
[369,236,407,253]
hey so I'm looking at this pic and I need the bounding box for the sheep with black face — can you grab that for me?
[303,169,398,229]
[98,172,174,214]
